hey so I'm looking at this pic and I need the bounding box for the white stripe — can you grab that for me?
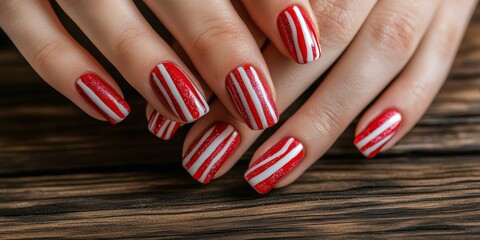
[230,73,259,130]
[245,138,295,177]
[355,113,402,149]
[191,81,209,114]
[238,67,268,129]
[164,120,177,140]
[77,80,123,123]
[115,99,129,117]
[182,126,215,166]
[193,97,206,116]
[198,131,238,183]
[156,118,170,138]
[152,72,179,118]
[293,6,314,63]
[362,132,395,157]
[250,67,277,124]
[158,64,194,122]
[148,112,159,131]
[247,144,303,186]
[285,11,303,64]
[187,126,234,176]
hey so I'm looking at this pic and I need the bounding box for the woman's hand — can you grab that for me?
[179,0,478,193]
[0,0,320,127]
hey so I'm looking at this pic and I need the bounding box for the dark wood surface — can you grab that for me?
[1,6,480,240]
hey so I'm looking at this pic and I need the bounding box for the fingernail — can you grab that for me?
[354,109,403,158]
[277,5,321,64]
[150,62,209,122]
[76,73,130,124]
[226,65,279,130]
[245,137,305,194]
[182,122,240,184]
[148,110,181,140]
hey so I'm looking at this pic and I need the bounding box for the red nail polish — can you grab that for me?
[76,73,130,124]
[245,137,305,194]
[182,122,240,184]
[148,110,181,140]
[277,5,321,64]
[150,62,209,122]
[354,109,402,158]
[226,65,279,130]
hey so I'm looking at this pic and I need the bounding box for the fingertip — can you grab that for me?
[75,72,131,124]
[354,109,403,158]
[245,137,305,194]
[182,121,241,184]
[277,4,321,64]
[225,64,279,130]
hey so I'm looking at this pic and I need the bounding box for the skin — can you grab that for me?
[0,0,319,124]
[180,0,478,190]
[0,0,477,192]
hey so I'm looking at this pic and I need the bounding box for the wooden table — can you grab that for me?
[1,5,480,239]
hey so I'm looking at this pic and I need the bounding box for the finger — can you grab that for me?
[0,0,130,124]
[145,105,182,140]
[181,0,377,184]
[241,0,321,64]
[231,0,269,47]
[145,41,210,140]
[144,0,279,130]
[354,0,478,158]
[145,0,269,140]
[247,0,441,194]
[56,0,209,123]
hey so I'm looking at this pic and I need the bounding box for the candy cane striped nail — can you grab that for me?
[277,5,321,64]
[245,137,305,194]
[148,110,181,140]
[182,122,240,184]
[226,65,279,130]
[150,62,209,122]
[354,109,403,158]
[76,73,130,124]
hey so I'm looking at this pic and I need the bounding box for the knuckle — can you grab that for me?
[366,11,421,60]
[0,2,21,26]
[310,0,359,46]
[112,25,152,60]
[191,18,245,51]
[304,103,345,136]
[400,78,431,107]
[433,22,461,59]
[31,41,71,69]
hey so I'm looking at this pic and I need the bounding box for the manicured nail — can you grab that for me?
[277,5,321,64]
[150,62,209,122]
[226,65,279,130]
[245,137,305,194]
[182,122,240,184]
[76,73,130,124]
[148,110,181,140]
[354,109,402,158]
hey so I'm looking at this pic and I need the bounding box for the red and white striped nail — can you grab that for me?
[76,73,130,124]
[245,137,305,194]
[148,110,181,140]
[277,5,321,64]
[354,109,403,158]
[150,62,209,123]
[226,65,279,130]
[182,122,240,184]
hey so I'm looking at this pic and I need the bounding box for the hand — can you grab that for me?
[178,0,478,193]
[0,0,320,128]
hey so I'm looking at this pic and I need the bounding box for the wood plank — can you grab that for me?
[0,3,479,239]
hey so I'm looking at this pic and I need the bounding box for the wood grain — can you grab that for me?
[0,4,480,240]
